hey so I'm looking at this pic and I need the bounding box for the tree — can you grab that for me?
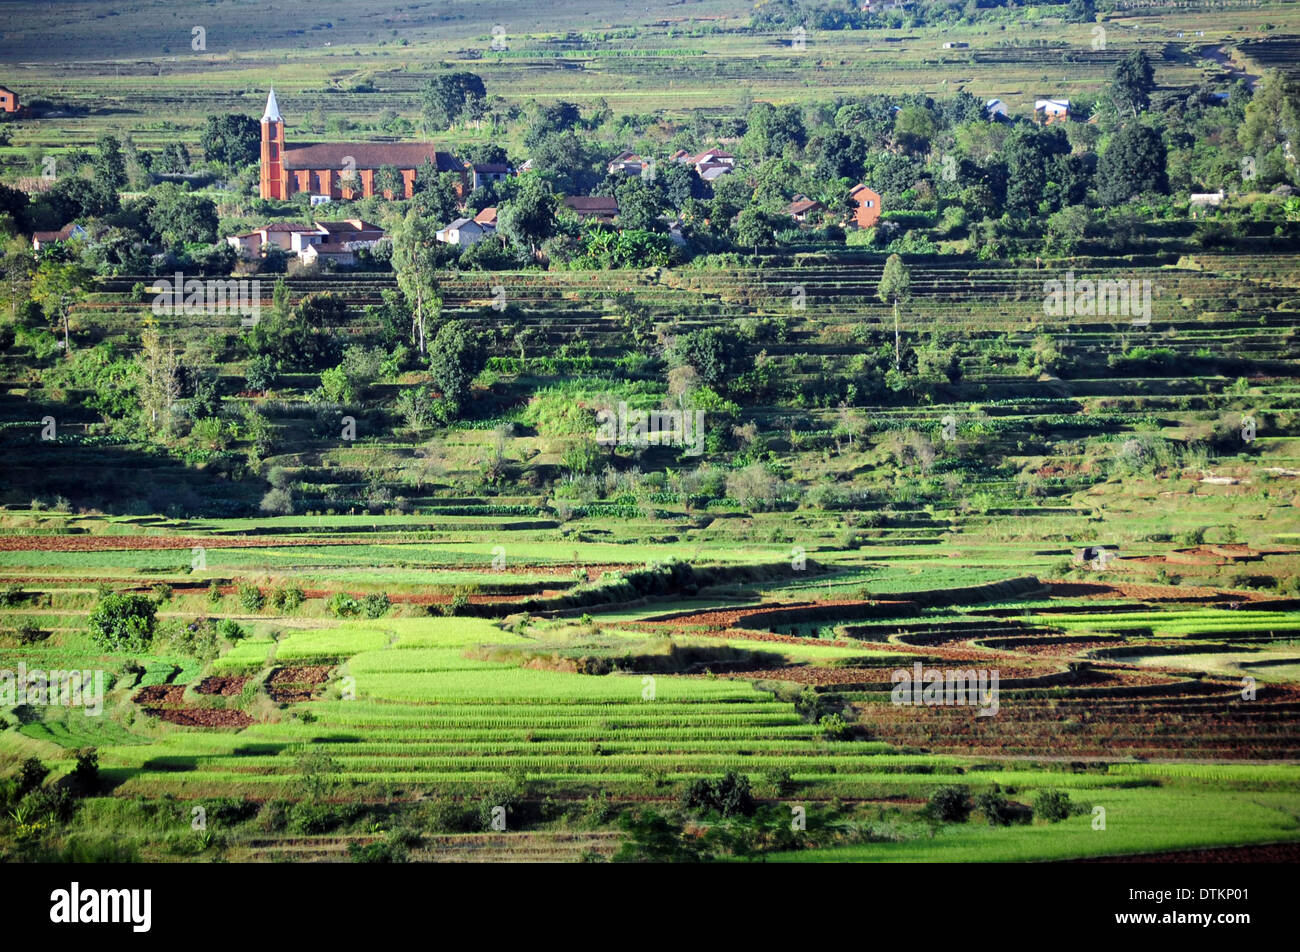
[613,176,667,232]
[427,320,485,416]
[1065,0,1095,23]
[1238,70,1300,186]
[143,184,218,246]
[93,134,127,192]
[137,327,182,437]
[88,593,157,651]
[390,210,443,354]
[670,328,739,387]
[200,114,260,169]
[877,254,911,372]
[31,260,91,354]
[497,177,557,256]
[733,206,772,253]
[1096,124,1168,204]
[374,164,403,198]
[421,72,487,131]
[1111,50,1155,119]
[1,237,35,319]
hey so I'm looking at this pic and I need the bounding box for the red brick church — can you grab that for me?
[258,89,463,202]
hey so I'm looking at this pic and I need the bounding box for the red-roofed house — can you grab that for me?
[32,223,87,251]
[783,195,824,223]
[849,184,882,228]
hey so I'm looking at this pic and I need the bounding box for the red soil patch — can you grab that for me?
[134,684,185,707]
[153,708,253,728]
[196,675,248,697]
[267,665,332,703]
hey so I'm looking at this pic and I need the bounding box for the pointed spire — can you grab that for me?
[261,88,282,123]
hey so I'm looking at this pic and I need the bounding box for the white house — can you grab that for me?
[985,98,1009,120]
[1035,99,1070,123]
[436,218,490,247]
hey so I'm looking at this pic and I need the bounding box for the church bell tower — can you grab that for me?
[259,89,286,200]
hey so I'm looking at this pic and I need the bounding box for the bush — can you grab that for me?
[328,592,360,618]
[216,619,246,641]
[259,487,295,515]
[975,789,1032,826]
[928,785,972,823]
[0,584,27,608]
[818,712,852,740]
[766,768,796,797]
[16,758,49,797]
[12,621,46,645]
[88,593,157,651]
[269,585,305,612]
[1034,789,1073,823]
[361,592,391,619]
[680,771,755,818]
[238,584,265,612]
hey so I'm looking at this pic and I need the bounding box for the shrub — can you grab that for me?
[12,621,45,645]
[67,748,99,797]
[928,785,972,823]
[238,584,265,612]
[216,619,246,641]
[150,583,173,602]
[818,712,853,740]
[765,768,796,797]
[974,789,1032,826]
[328,592,360,618]
[207,581,223,603]
[259,487,295,515]
[361,592,391,619]
[269,585,305,612]
[0,584,26,608]
[88,593,157,651]
[1034,789,1073,823]
[680,771,755,818]
[16,758,49,797]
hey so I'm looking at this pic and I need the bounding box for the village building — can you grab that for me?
[673,147,736,181]
[473,207,499,228]
[563,195,619,225]
[1189,190,1226,217]
[227,219,385,262]
[436,217,492,247]
[1034,99,1070,124]
[0,86,18,113]
[32,223,87,251]
[984,98,1009,120]
[469,163,511,190]
[259,89,464,202]
[849,184,882,228]
[784,195,824,223]
[607,151,650,176]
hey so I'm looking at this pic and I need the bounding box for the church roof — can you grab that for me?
[262,88,282,123]
[283,142,461,172]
